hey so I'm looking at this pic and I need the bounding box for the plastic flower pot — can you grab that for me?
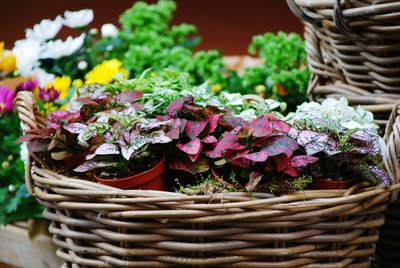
[94,155,166,191]
[310,178,354,190]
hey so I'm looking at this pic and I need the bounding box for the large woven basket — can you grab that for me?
[15,91,400,267]
[287,0,400,128]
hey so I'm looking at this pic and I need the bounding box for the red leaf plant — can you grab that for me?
[165,96,318,191]
[206,114,317,191]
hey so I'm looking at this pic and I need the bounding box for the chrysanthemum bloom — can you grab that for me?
[46,76,71,100]
[0,86,16,113]
[39,86,60,103]
[16,78,39,91]
[85,59,128,84]
[0,42,16,73]
[63,9,94,29]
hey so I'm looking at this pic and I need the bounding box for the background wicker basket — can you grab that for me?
[15,90,400,267]
[287,0,400,128]
[286,1,400,266]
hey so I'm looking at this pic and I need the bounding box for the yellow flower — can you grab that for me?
[85,59,128,84]
[46,76,71,100]
[72,79,84,89]
[0,42,4,57]
[42,102,58,115]
[0,42,16,73]
[211,84,222,93]
[273,84,288,97]
[0,53,16,72]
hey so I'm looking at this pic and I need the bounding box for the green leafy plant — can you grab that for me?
[239,32,310,110]
[116,0,224,86]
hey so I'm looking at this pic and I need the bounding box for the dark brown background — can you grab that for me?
[0,0,303,55]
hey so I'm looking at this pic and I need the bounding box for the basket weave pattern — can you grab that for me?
[287,0,400,127]
[15,91,400,267]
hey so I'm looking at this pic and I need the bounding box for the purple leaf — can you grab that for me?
[206,132,246,158]
[297,130,338,155]
[250,117,273,137]
[168,160,195,174]
[263,136,299,157]
[166,95,193,117]
[207,114,220,133]
[368,166,391,186]
[244,150,269,162]
[74,161,118,173]
[290,155,318,168]
[188,146,202,162]
[184,120,208,139]
[166,118,185,140]
[94,143,120,156]
[230,158,252,168]
[350,130,381,155]
[156,115,171,121]
[274,154,297,177]
[177,138,202,155]
[64,123,87,134]
[222,149,250,161]
[17,132,51,143]
[27,139,49,152]
[115,90,143,103]
[202,135,218,144]
[250,115,290,137]
[222,116,248,129]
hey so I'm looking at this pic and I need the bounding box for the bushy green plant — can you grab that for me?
[116,0,224,86]
[239,32,310,110]
[0,111,43,224]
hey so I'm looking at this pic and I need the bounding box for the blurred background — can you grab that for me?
[0,0,303,55]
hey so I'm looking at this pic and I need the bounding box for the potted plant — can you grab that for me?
[286,97,390,189]
[72,114,179,190]
[163,94,317,193]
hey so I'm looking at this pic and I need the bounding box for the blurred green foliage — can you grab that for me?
[0,111,43,224]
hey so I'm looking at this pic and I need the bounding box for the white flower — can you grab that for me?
[63,9,94,28]
[40,34,86,59]
[20,143,28,165]
[25,16,63,42]
[89,28,98,35]
[101,23,118,38]
[78,60,88,70]
[13,39,42,75]
[8,184,15,193]
[31,68,55,87]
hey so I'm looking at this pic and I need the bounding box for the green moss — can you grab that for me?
[264,175,313,195]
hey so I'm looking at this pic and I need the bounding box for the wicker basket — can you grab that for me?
[15,91,400,267]
[287,0,400,128]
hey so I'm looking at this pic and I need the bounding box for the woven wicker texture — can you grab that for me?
[287,0,400,127]
[15,91,400,267]
[375,199,400,268]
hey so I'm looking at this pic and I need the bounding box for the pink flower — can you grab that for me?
[47,110,81,128]
[39,87,59,103]
[16,79,39,92]
[0,86,16,113]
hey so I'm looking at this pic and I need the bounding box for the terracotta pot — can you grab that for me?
[310,178,354,190]
[94,155,166,191]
